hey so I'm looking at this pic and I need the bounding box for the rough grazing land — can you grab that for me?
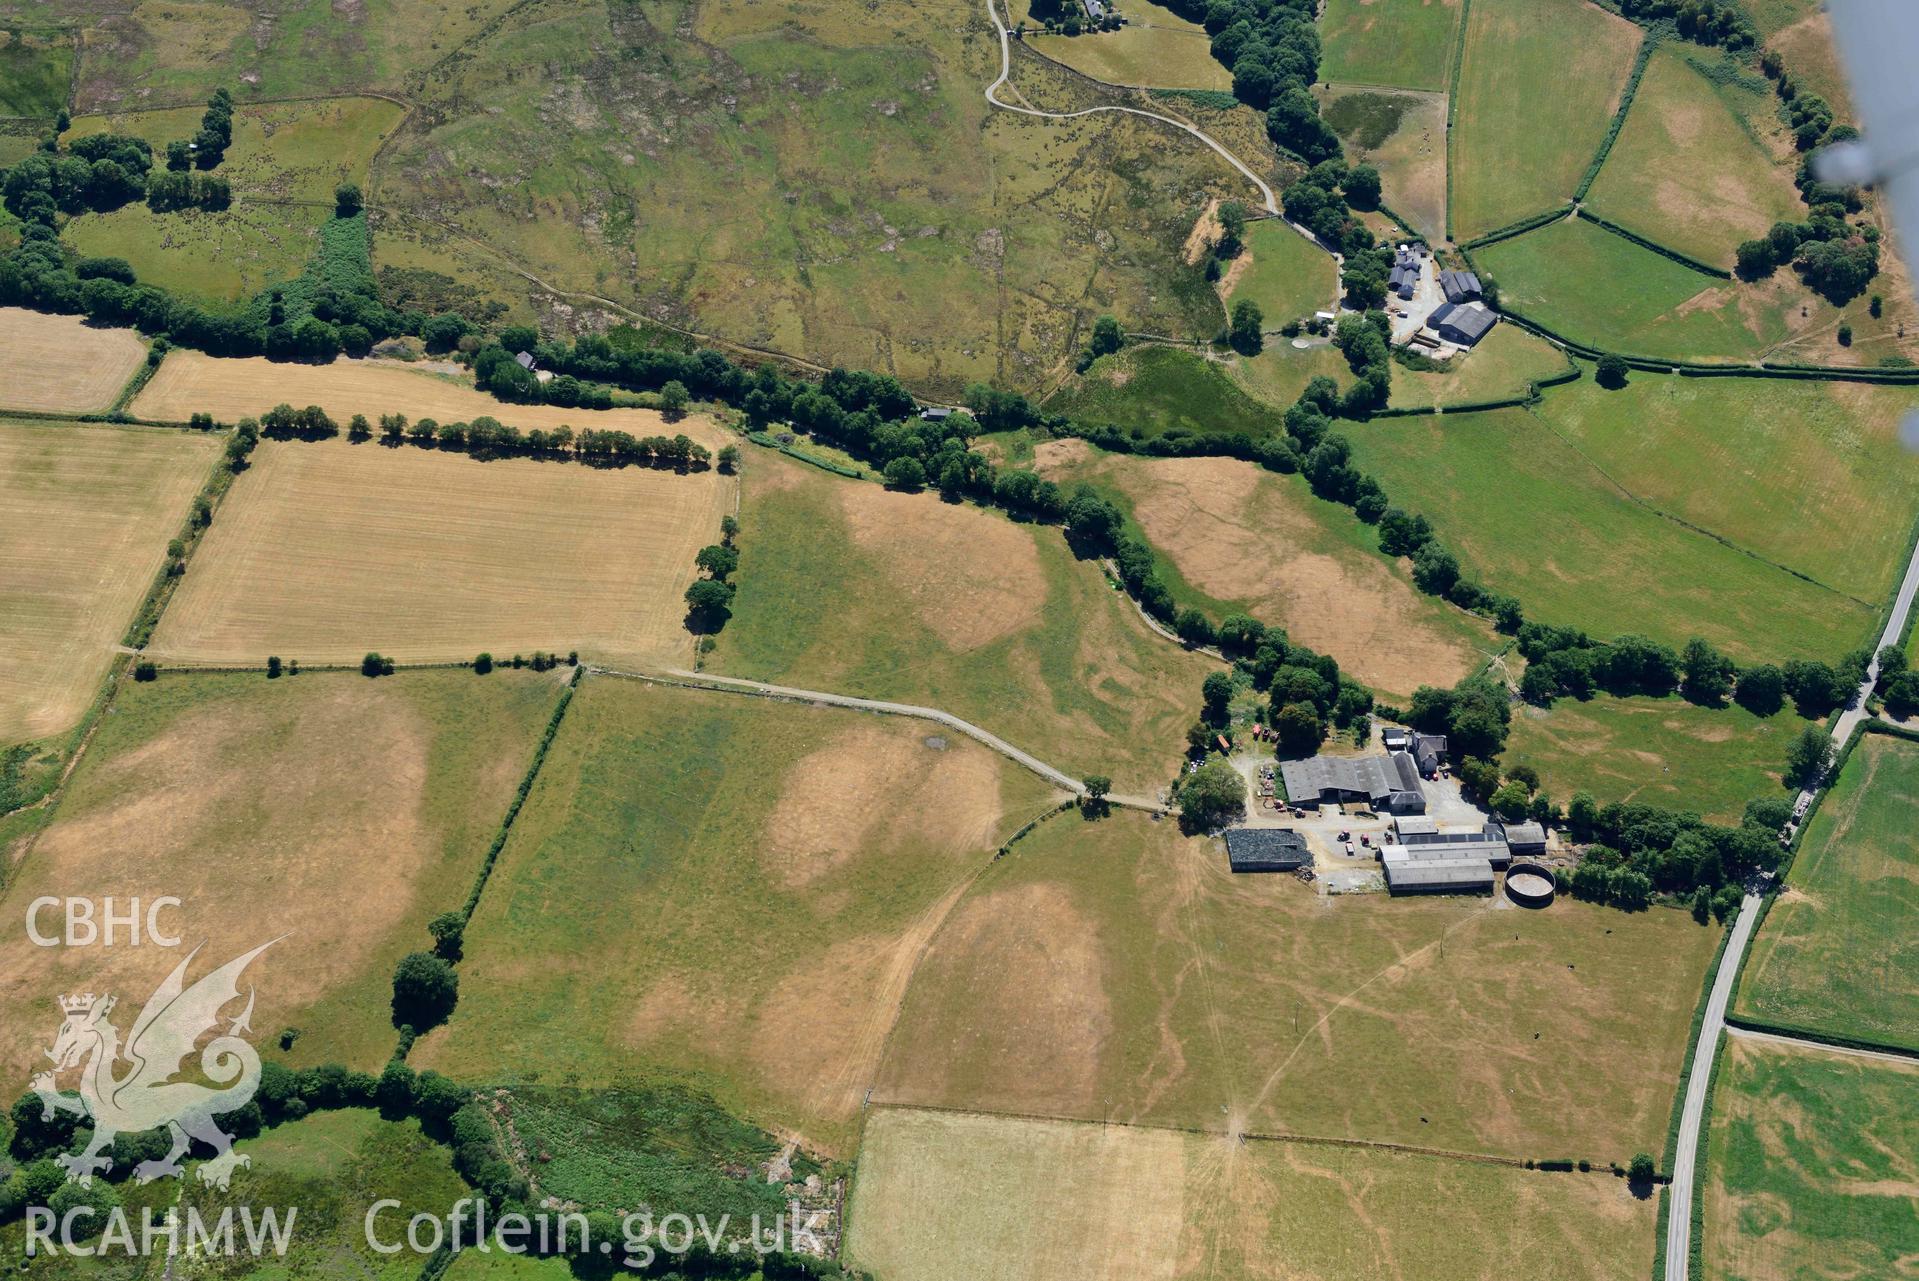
[1503,696,1810,824]
[1043,344,1279,441]
[148,436,727,667]
[0,421,216,744]
[133,351,728,448]
[1321,84,1449,242]
[0,669,561,1078]
[848,1108,1654,1281]
[0,308,148,413]
[1318,0,1463,93]
[874,810,1717,1163]
[715,448,1214,795]
[1449,0,1641,239]
[1035,448,1497,699]
[1704,1039,1919,1281]
[1340,407,1875,663]
[1025,0,1231,91]
[62,200,327,307]
[415,677,1060,1154]
[1735,733,1919,1052]
[1584,48,1803,269]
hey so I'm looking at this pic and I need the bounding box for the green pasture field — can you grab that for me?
[1339,407,1877,662]
[413,675,1061,1154]
[1226,219,1338,327]
[1046,343,1280,440]
[1318,0,1463,92]
[0,1110,468,1280]
[1449,0,1641,240]
[1026,0,1231,91]
[1584,48,1802,269]
[1321,84,1448,241]
[1533,371,1919,604]
[0,32,72,117]
[1226,337,1353,407]
[71,96,405,203]
[1734,731,1919,1051]
[67,0,525,110]
[370,0,1231,395]
[848,1106,1656,1281]
[62,200,325,306]
[0,668,563,1082]
[714,448,1217,793]
[874,808,1718,1163]
[1704,1038,1919,1281]
[1386,321,1573,409]
[1503,695,1809,823]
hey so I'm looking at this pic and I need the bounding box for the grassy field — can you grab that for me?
[70,95,405,203]
[62,200,326,307]
[1761,6,1856,119]
[1044,344,1281,441]
[1026,0,1231,91]
[874,808,1719,1163]
[1704,1038,1919,1281]
[1318,0,1463,93]
[132,350,726,444]
[1584,48,1803,269]
[714,448,1215,794]
[0,667,563,1079]
[148,435,729,668]
[1321,84,1448,241]
[1226,338,1354,407]
[848,1107,1656,1281]
[1386,321,1573,409]
[0,420,217,744]
[1450,0,1640,240]
[1225,219,1338,328]
[371,0,1232,395]
[0,31,72,117]
[1339,407,1877,662]
[1734,732,1919,1051]
[1533,371,1919,605]
[412,676,1061,1153]
[1502,696,1810,823]
[1031,442,1499,699]
[0,307,147,412]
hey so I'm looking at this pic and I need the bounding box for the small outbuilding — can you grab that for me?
[919,406,953,421]
[514,350,538,372]
[1503,821,1548,855]
[1225,828,1312,873]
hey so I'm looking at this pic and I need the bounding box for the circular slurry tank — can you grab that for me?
[1506,862,1557,908]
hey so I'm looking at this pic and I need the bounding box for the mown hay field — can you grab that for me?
[1025,0,1231,91]
[0,307,147,413]
[0,668,563,1079]
[133,350,727,446]
[1032,443,1499,700]
[873,809,1718,1163]
[848,1107,1654,1281]
[1340,407,1876,662]
[1321,84,1449,241]
[1449,0,1641,240]
[1318,0,1463,92]
[1503,696,1811,824]
[1386,321,1572,410]
[1703,1038,1919,1281]
[147,435,728,668]
[63,200,327,307]
[1734,732,1919,1051]
[1534,371,1919,604]
[1225,219,1337,328]
[70,96,406,203]
[714,447,1215,795]
[1583,47,1803,269]
[0,420,216,744]
[413,677,1062,1154]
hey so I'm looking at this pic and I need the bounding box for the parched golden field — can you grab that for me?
[0,308,148,414]
[146,435,729,667]
[0,668,564,1079]
[132,351,728,449]
[0,420,217,744]
[847,1107,1656,1281]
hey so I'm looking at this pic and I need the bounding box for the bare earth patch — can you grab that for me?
[0,309,148,414]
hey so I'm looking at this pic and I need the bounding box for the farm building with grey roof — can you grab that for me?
[1279,751,1426,814]
[1224,828,1312,873]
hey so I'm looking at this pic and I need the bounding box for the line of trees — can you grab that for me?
[1514,623,1873,717]
[236,403,714,469]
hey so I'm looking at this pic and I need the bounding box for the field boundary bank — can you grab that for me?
[455,667,581,922]
[1572,31,1659,203]
[1442,0,1472,243]
[1721,1019,1919,1063]
[586,665,1168,811]
[1577,208,1733,279]
[864,1100,1638,1174]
